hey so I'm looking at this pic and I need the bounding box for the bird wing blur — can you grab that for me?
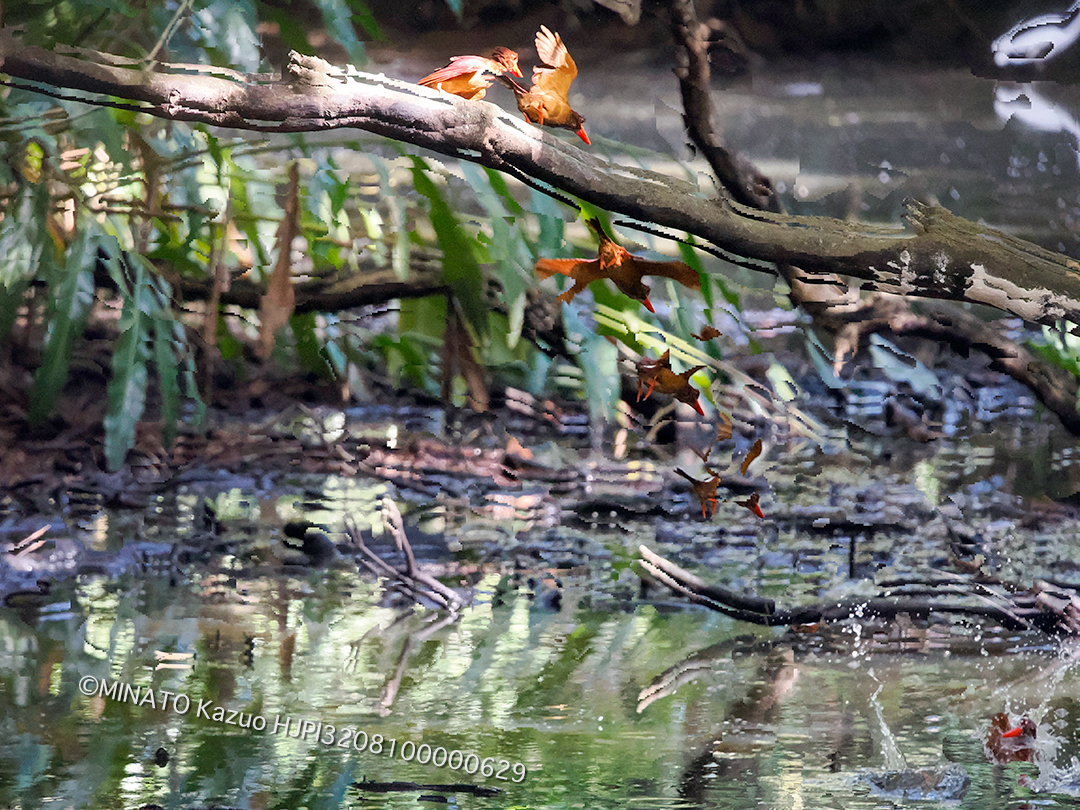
[735,491,765,519]
[635,351,705,414]
[419,48,521,100]
[635,350,672,401]
[532,25,577,113]
[624,258,702,289]
[675,468,720,518]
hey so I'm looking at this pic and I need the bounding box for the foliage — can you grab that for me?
[9,0,377,67]
[1029,325,1080,410]
[0,0,761,472]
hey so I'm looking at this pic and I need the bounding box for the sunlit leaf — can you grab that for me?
[507,291,526,350]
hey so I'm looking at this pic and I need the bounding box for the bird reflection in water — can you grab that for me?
[992,0,1080,67]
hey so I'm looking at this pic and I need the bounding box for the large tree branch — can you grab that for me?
[5,31,1080,329]
[659,0,1080,432]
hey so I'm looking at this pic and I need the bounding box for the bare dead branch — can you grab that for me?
[345,500,465,614]
[639,544,1080,636]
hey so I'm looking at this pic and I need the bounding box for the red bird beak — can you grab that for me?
[642,296,655,313]
[750,502,765,519]
[512,66,523,77]
[691,399,704,416]
[1001,726,1025,738]
[576,127,590,145]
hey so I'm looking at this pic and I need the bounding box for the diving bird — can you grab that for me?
[500,26,590,144]
[675,468,721,518]
[534,218,701,312]
[635,350,705,415]
[419,47,522,100]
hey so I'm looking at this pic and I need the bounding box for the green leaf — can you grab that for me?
[507,292,526,350]
[563,305,619,423]
[868,334,942,398]
[532,191,567,258]
[258,7,311,55]
[460,162,532,320]
[0,186,48,341]
[680,236,741,310]
[153,317,181,447]
[483,167,527,218]
[1028,326,1080,380]
[806,332,844,390]
[104,255,155,470]
[347,0,383,40]
[292,311,336,378]
[28,229,97,425]
[410,157,488,340]
[310,0,367,65]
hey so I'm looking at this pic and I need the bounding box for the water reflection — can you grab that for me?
[5,559,1080,808]
[995,82,1080,170]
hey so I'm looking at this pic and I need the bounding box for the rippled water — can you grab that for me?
[4,547,1080,808]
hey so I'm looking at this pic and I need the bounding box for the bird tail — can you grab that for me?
[584,217,609,242]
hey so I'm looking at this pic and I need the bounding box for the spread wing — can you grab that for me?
[740,438,763,476]
[535,257,603,283]
[531,25,577,99]
[535,257,605,302]
[419,55,498,88]
[627,257,701,291]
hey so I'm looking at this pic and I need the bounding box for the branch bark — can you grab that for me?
[5,31,1080,330]
[639,544,1080,637]
[662,0,1080,433]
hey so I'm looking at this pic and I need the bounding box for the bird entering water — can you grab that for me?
[985,712,1037,763]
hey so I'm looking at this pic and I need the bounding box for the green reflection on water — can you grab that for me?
[3,565,1079,809]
